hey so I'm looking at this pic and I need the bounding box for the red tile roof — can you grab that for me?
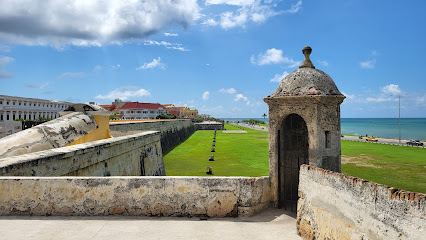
[120,102,165,110]
[99,104,116,111]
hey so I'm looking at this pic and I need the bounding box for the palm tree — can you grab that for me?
[262,113,267,122]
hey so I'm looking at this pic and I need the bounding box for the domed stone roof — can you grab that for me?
[268,46,343,98]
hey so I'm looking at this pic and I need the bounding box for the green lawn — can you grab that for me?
[341,140,426,193]
[163,124,269,176]
[164,124,426,193]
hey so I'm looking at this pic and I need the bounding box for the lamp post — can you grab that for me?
[398,94,401,144]
[392,93,405,144]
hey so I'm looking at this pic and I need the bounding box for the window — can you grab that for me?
[325,131,331,149]
[24,103,26,106]
[126,111,130,113]
[143,111,148,114]
[150,111,154,114]
[19,102,21,105]
[13,102,15,105]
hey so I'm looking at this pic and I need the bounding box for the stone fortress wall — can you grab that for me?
[0,131,164,177]
[110,119,196,154]
[297,165,425,240]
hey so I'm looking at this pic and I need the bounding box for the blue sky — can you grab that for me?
[0,0,425,118]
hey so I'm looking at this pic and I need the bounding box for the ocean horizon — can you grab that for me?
[219,118,426,140]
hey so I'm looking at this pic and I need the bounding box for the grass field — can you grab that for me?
[163,124,269,177]
[164,124,426,193]
[341,141,426,193]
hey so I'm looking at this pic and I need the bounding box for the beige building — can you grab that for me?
[179,106,198,118]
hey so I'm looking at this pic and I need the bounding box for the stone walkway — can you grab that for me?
[0,209,301,240]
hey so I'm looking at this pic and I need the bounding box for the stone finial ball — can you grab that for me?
[302,46,312,55]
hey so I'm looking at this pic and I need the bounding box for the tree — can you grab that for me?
[262,113,267,121]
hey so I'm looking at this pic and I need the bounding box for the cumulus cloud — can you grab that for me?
[219,88,237,94]
[95,86,151,101]
[251,48,300,67]
[202,91,210,100]
[0,55,13,78]
[360,59,376,69]
[341,91,358,103]
[112,64,120,69]
[136,57,165,70]
[0,0,200,47]
[144,40,189,51]
[270,71,289,83]
[26,82,49,89]
[164,32,179,37]
[234,93,248,102]
[202,0,302,29]
[59,72,85,79]
[381,84,402,96]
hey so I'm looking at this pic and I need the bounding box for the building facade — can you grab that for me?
[0,95,72,121]
[179,107,198,118]
[0,95,73,138]
[119,102,167,119]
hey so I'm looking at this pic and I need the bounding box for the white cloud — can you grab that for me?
[234,93,248,102]
[144,40,189,51]
[270,71,289,83]
[93,65,102,71]
[26,82,49,89]
[219,88,237,94]
[0,56,13,65]
[365,97,393,103]
[206,0,255,6]
[203,0,302,30]
[95,86,151,101]
[136,57,165,70]
[381,84,402,96]
[59,72,85,79]
[112,64,120,69]
[164,32,179,37]
[251,48,300,67]
[202,18,219,26]
[0,0,201,47]
[318,60,329,67]
[0,56,14,78]
[360,59,376,69]
[285,0,302,14]
[202,91,210,100]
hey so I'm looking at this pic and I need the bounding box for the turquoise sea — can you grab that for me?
[220,118,426,140]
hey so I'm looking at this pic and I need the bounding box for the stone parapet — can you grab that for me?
[297,165,426,239]
[0,176,272,217]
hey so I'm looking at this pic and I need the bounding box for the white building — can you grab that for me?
[119,102,167,120]
[0,95,73,138]
[0,95,72,121]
